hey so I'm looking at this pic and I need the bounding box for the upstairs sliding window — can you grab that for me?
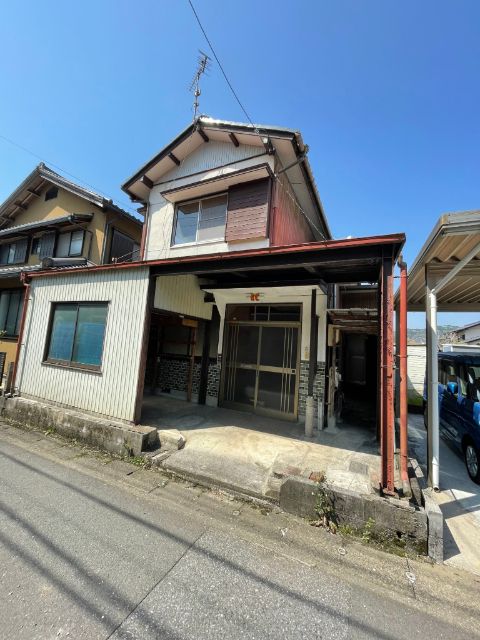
[45,303,108,371]
[173,194,227,245]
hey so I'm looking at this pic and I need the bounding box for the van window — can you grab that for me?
[439,360,456,386]
[466,365,480,402]
[459,363,468,396]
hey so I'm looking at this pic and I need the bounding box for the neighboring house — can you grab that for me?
[12,117,403,493]
[446,320,480,345]
[0,163,143,369]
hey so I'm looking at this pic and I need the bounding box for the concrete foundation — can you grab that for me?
[279,475,428,556]
[0,396,157,457]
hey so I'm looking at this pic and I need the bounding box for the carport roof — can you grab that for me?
[23,232,405,285]
[400,209,480,311]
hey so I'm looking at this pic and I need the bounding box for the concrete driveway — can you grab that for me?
[408,414,480,574]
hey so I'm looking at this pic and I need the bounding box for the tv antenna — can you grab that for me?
[189,50,211,118]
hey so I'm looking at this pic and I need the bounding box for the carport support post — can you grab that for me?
[305,288,317,437]
[398,258,410,492]
[380,253,395,495]
[426,265,439,489]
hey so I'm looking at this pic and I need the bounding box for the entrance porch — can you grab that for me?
[140,394,381,500]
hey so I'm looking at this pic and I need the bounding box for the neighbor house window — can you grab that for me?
[31,237,42,255]
[45,187,58,201]
[173,193,227,245]
[0,239,29,265]
[0,289,26,336]
[45,303,108,370]
[55,230,84,257]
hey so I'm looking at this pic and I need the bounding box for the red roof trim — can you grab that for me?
[25,233,406,279]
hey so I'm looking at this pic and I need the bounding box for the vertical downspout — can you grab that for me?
[11,272,30,393]
[429,286,440,489]
[398,257,410,494]
[305,288,317,437]
[139,202,149,261]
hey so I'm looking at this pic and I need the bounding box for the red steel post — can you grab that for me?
[381,254,396,495]
[399,258,409,482]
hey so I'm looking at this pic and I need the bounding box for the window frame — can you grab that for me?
[55,230,85,258]
[0,242,16,265]
[0,288,26,337]
[171,191,228,247]
[43,301,109,372]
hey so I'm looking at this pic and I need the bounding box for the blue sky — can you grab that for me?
[1,1,479,330]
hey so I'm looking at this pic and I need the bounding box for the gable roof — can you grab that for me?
[0,163,143,230]
[121,116,331,241]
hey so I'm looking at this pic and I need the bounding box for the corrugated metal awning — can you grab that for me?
[400,209,480,311]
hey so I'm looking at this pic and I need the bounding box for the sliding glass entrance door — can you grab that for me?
[220,305,301,421]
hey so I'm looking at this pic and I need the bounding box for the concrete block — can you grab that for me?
[263,477,283,500]
[422,487,444,563]
[279,476,318,519]
[151,451,173,467]
[157,429,186,451]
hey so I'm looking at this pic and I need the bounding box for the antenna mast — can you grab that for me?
[189,50,211,119]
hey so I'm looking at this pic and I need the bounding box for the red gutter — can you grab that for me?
[11,272,30,392]
[398,256,409,484]
[23,232,407,279]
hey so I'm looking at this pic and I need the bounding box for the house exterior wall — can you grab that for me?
[154,275,213,320]
[7,186,107,265]
[144,145,274,261]
[461,324,480,343]
[271,160,315,246]
[15,267,150,422]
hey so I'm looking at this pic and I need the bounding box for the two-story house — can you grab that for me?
[0,162,143,371]
[11,117,403,493]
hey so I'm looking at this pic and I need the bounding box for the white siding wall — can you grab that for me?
[16,267,150,422]
[154,275,213,320]
[407,344,426,395]
[160,140,265,183]
[145,146,274,261]
[464,325,480,343]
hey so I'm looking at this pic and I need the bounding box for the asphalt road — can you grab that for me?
[1,428,479,640]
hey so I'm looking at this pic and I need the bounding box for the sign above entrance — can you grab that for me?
[249,293,262,302]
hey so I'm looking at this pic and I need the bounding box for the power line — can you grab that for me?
[187,0,255,127]
[0,133,140,215]
[186,1,327,241]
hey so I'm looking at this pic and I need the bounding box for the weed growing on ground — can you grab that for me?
[310,475,337,533]
[362,518,376,543]
[44,426,55,435]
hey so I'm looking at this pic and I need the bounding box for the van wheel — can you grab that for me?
[423,402,428,430]
[464,440,480,485]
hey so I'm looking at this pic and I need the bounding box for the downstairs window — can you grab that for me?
[45,303,108,370]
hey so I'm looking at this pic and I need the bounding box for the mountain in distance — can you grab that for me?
[407,325,459,344]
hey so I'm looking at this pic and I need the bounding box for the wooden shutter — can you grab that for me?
[110,229,134,263]
[39,232,56,259]
[225,178,271,242]
[13,238,29,264]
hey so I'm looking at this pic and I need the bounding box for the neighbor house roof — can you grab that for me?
[121,116,331,241]
[0,163,143,230]
[451,319,480,333]
[0,213,93,240]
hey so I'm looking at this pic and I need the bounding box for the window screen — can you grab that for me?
[174,194,227,245]
[46,303,108,369]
